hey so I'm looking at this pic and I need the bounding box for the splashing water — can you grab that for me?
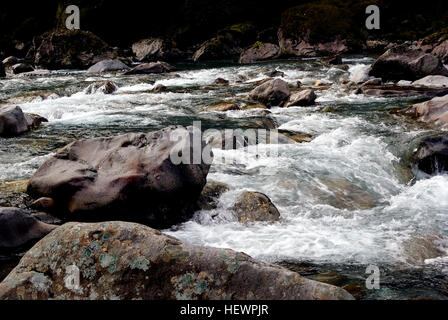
[1,57,447,299]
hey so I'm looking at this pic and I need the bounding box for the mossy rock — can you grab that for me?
[232,191,280,223]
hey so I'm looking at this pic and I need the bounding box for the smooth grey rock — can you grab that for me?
[86,59,130,73]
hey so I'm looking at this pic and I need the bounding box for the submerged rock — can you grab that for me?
[0,221,353,300]
[249,79,291,107]
[84,81,118,94]
[0,207,57,253]
[242,104,267,110]
[207,103,240,112]
[150,84,168,93]
[286,89,317,107]
[239,42,280,64]
[197,181,229,210]
[412,134,448,175]
[324,55,343,65]
[398,94,448,127]
[361,78,382,87]
[309,177,376,211]
[26,126,212,228]
[124,61,175,75]
[266,70,285,78]
[401,235,445,265]
[278,129,312,143]
[359,85,448,98]
[369,45,448,81]
[86,59,130,73]
[214,78,229,86]
[233,191,280,223]
[0,106,47,137]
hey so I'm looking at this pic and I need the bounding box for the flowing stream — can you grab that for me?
[1,56,447,299]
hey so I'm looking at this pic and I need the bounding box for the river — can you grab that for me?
[1,56,447,299]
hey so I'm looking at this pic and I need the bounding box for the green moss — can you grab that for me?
[253,41,263,50]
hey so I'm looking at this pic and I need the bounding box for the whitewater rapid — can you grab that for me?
[1,57,447,298]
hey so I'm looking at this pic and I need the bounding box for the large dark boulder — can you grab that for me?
[278,3,351,57]
[278,29,348,57]
[192,24,256,62]
[26,126,212,228]
[132,38,183,62]
[432,40,448,64]
[11,63,33,75]
[369,45,448,81]
[249,79,291,107]
[412,134,448,175]
[0,207,56,253]
[193,37,241,62]
[124,61,175,75]
[86,59,130,73]
[0,106,47,137]
[0,221,354,300]
[31,29,111,69]
[239,42,281,64]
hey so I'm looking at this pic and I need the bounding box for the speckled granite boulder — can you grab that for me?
[0,221,354,300]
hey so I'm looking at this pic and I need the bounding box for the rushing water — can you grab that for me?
[1,56,447,300]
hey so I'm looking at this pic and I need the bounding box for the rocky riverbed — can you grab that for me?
[1,50,448,299]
